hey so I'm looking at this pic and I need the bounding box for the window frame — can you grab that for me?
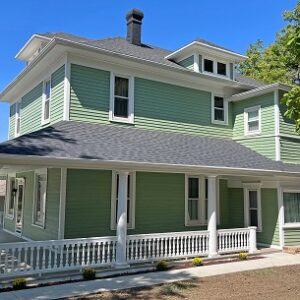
[282,189,300,228]
[211,94,228,125]
[32,169,47,228]
[243,183,262,232]
[202,56,229,78]
[110,171,136,230]
[15,100,22,137]
[41,78,51,125]
[5,175,16,219]
[244,105,261,136]
[109,73,134,124]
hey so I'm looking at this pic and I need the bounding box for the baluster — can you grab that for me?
[107,241,111,263]
[24,246,28,272]
[87,243,90,265]
[147,238,151,260]
[97,242,100,265]
[29,246,33,271]
[237,232,240,250]
[71,244,75,267]
[11,247,16,273]
[17,247,22,272]
[76,243,81,266]
[101,242,105,264]
[4,249,8,274]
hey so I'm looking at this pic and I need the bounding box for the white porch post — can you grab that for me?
[277,182,285,249]
[248,226,257,253]
[208,175,218,257]
[115,171,129,268]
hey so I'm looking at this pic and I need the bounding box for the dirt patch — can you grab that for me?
[66,265,300,300]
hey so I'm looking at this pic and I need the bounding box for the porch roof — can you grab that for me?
[0,121,299,175]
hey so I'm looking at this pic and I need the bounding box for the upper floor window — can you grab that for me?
[15,101,21,137]
[203,57,228,77]
[211,95,228,125]
[42,79,51,125]
[244,106,261,136]
[109,73,134,124]
[33,169,47,227]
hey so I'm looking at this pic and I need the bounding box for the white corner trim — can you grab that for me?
[244,105,261,136]
[274,90,281,161]
[58,168,67,239]
[63,56,71,121]
[277,182,284,248]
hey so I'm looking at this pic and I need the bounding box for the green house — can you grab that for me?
[0,9,299,277]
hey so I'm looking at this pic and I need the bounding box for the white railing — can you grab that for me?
[0,236,117,278]
[126,231,209,263]
[217,227,256,254]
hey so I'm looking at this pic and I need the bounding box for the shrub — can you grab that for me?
[239,252,248,260]
[12,278,27,290]
[156,260,168,271]
[82,268,96,280]
[192,257,203,266]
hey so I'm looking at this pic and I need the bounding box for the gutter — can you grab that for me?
[0,153,299,178]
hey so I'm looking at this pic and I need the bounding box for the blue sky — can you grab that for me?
[0,0,297,141]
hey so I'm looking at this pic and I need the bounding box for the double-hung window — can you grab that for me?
[244,184,262,231]
[283,192,300,224]
[111,172,135,229]
[15,101,21,137]
[5,176,16,218]
[244,106,261,135]
[42,79,51,124]
[110,74,134,123]
[186,176,208,225]
[33,170,47,227]
[212,95,227,125]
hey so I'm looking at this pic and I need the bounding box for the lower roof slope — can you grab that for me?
[0,121,299,174]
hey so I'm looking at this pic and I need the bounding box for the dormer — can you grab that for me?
[166,39,247,81]
[15,34,51,64]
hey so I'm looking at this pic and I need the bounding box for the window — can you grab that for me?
[283,192,300,224]
[186,176,208,225]
[212,95,227,124]
[33,170,47,227]
[244,185,262,231]
[5,176,16,218]
[244,106,261,135]
[204,59,214,73]
[217,62,227,76]
[110,74,134,123]
[15,101,21,137]
[42,79,51,124]
[111,172,135,229]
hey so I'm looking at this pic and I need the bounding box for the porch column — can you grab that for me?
[115,171,129,268]
[208,175,218,257]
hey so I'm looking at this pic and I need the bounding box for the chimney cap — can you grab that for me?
[126,8,144,22]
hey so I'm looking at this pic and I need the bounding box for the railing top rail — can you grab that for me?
[127,230,209,240]
[217,228,251,233]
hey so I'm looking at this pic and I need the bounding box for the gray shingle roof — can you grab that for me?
[39,32,265,88]
[0,121,298,173]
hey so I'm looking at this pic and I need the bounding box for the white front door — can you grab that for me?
[15,179,25,235]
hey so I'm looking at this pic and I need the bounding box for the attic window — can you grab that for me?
[204,59,214,73]
[217,62,227,76]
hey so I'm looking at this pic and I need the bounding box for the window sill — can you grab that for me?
[212,120,228,126]
[244,131,261,137]
[41,120,50,126]
[109,117,134,125]
[185,222,208,227]
[283,223,300,229]
[202,71,231,80]
[31,222,45,229]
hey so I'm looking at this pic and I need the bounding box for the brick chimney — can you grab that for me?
[126,9,144,46]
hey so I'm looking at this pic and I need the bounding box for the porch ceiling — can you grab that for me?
[0,121,300,176]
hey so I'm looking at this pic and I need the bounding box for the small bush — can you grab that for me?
[82,268,96,280]
[12,278,27,290]
[239,252,248,260]
[192,257,203,266]
[156,260,168,271]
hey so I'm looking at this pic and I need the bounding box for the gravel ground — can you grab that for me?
[66,265,300,300]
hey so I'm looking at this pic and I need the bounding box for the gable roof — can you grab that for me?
[0,121,299,176]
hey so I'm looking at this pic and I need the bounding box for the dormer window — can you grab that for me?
[217,62,227,76]
[204,59,214,73]
[202,57,229,78]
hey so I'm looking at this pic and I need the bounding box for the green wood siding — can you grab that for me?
[232,93,276,159]
[177,56,194,70]
[281,137,300,164]
[8,66,65,139]
[9,104,16,139]
[3,217,15,232]
[284,228,300,246]
[228,188,244,228]
[18,169,61,240]
[69,64,233,138]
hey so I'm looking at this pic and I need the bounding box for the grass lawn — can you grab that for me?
[67,265,300,300]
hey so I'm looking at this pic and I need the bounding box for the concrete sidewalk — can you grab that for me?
[1,252,300,300]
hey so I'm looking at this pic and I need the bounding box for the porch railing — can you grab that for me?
[0,227,256,278]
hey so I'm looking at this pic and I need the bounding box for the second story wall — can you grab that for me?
[69,64,233,138]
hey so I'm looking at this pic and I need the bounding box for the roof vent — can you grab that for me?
[126,9,144,46]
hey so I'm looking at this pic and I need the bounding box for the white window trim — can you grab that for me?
[109,73,134,124]
[110,171,136,230]
[282,188,300,228]
[244,105,261,136]
[14,100,22,137]
[5,174,16,219]
[243,183,262,232]
[41,78,51,125]
[32,169,47,228]
[202,56,230,79]
[211,94,228,125]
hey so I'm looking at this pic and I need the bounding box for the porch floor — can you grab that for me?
[0,228,25,244]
